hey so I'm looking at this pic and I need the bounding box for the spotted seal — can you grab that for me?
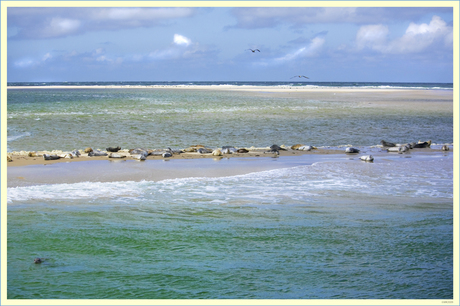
[442,145,450,151]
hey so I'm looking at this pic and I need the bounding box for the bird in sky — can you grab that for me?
[246,49,260,53]
[290,75,309,79]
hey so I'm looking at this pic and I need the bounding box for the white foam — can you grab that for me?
[7,156,453,204]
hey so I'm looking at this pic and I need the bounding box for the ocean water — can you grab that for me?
[6,82,453,152]
[6,82,454,300]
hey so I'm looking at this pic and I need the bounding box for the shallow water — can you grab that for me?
[7,87,453,151]
[7,152,453,299]
[6,85,454,299]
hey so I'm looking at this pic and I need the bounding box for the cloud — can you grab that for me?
[229,7,452,29]
[255,36,325,66]
[8,7,197,39]
[173,34,192,46]
[148,34,217,62]
[355,15,453,54]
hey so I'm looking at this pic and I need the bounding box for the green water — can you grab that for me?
[7,88,453,151]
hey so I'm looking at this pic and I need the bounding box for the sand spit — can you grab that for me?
[6,143,453,167]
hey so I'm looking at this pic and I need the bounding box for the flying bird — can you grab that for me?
[291,75,309,79]
[247,49,260,53]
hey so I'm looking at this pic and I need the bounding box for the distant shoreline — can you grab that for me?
[6,85,453,92]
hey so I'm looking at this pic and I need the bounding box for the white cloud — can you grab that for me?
[355,24,389,50]
[38,17,82,39]
[355,15,452,54]
[230,7,452,29]
[257,36,325,66]
[42,53,52,61]
[14,58,35,68]
[173,34,192,46]
[8,7,196,39]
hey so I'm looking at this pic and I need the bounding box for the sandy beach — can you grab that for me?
[6,145,452,188]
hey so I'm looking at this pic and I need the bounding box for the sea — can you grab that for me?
[5,81,455,300]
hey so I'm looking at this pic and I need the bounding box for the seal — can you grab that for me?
[131,154,146,160]
[237,148,249,153]
[168,148,184,154]
[43,154,60,160]
[71,150,81,157]
[88,150,108,157]
[291,144,305,150]
[59,153,73,159]
[345,147,360,153]
[442,145,450,151]
[381,140,396,147]
[212,149,223,156]
[129,148,149,157]
[387,146,409,153]
[162,152,173,158]
[412,140,431,148]
[109,153,126,158]
[7,155,12,162]
[264,144,285,154]
[360,155,374,162]
[298,145,313,151]
[84,147,93,153]
[197,148,213,154]
[34,258,42,264]
[270,144,286,151]
[106,146,121,152]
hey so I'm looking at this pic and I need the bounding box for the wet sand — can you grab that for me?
[6,147,342,167]
[7,146,452,188]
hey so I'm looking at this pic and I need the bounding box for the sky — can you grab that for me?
[6,5,454,83]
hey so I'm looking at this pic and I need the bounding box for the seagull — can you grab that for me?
[247,49,260,53]
[290,75,309,79]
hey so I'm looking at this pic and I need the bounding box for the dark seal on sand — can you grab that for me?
[270,144,286,151]
[345,147,360,153]
[381,140,396,147]
[43,154,60,160]
[412,140,431,148]
[106,146,121,152]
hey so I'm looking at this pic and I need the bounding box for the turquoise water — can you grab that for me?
[6,84,454,299]
[7,155,454,299]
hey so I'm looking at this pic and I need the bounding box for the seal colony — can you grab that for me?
[6,139,451,167]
